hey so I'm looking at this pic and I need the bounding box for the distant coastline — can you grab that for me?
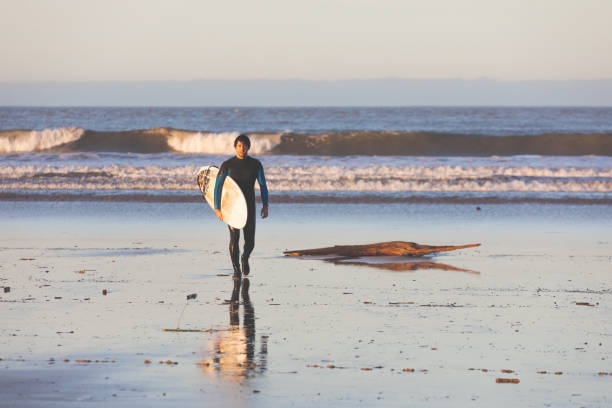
[2,78,612,106]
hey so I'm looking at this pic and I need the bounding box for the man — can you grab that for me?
[214,134,269,279]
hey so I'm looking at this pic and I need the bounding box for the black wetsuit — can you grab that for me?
[214,156,268,273]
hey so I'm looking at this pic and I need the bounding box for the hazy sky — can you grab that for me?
[1,0,611,82]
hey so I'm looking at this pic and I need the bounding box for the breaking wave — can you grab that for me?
[0,128,281,155]
[1,127,611,156]
[0,127,84,153]
[167,131,280,155]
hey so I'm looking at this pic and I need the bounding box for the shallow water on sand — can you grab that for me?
[1,202,611,407]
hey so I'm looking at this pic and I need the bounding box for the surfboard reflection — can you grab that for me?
[199,278,268,382]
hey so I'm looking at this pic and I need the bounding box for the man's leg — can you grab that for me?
[241,217,256,276]
[229,226,241,278]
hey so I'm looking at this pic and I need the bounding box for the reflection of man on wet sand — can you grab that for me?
[199,279,267,381]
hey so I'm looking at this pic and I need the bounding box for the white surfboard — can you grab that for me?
[196,166,248,229]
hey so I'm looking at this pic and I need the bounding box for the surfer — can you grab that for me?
[214,134,269,278]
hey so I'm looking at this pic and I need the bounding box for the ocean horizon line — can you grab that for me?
[3,79,612,106]
[3,77,612,83]
[3,104,612,108]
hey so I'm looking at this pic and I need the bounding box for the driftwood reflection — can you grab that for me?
[327,257,479,274]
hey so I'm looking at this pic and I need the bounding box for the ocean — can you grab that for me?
[1,106,611,204]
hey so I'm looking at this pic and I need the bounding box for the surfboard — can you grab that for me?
[196,166,248,229]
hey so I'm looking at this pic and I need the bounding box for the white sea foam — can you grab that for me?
[167,132,280,155]
[2,163,611,194]
[0,128,84,153]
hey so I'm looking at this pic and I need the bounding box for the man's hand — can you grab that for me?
[215,209,223,221]
[260,205,268,219]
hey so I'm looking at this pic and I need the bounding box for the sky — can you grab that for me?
[1,0,611,82]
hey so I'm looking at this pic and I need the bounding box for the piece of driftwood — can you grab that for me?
[284,241,480,257]
[163,328,212,333]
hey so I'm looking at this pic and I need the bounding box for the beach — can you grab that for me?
[1,200,610,407]
[1,106,611,406]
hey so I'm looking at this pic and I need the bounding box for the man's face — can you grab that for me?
[235,141,249,159]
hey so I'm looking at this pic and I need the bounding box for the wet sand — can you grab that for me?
[1,201,611,407]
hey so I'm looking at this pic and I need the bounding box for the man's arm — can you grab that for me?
[214,167,229,220]
[257,165,269,218]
